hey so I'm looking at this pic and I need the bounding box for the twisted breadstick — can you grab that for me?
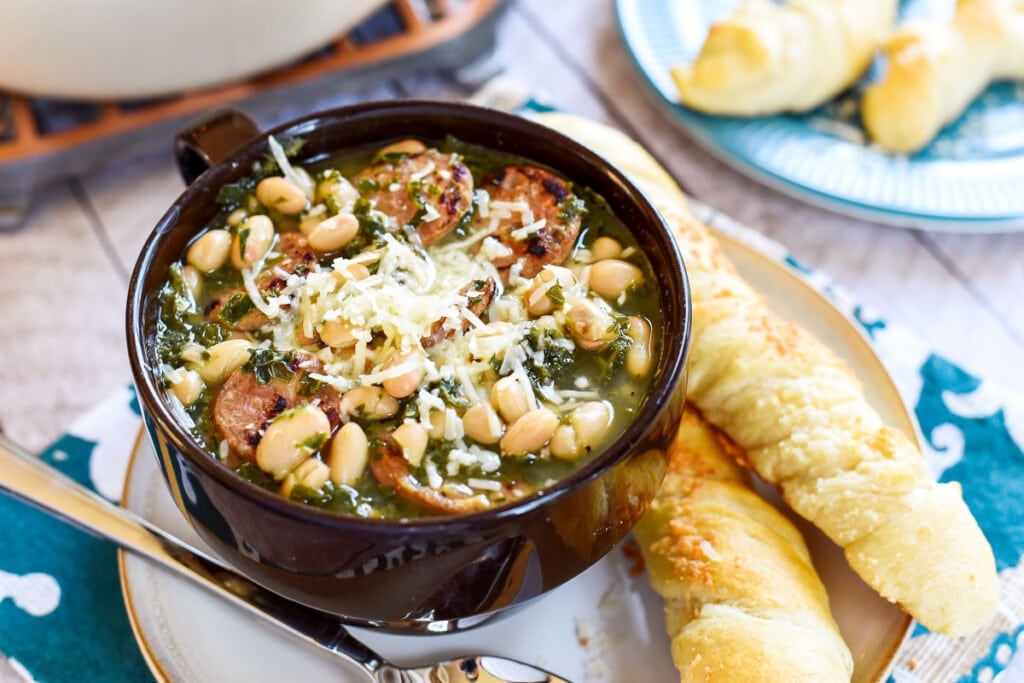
[672,0,897,115]
[634,408,854,682]
[863,0,1024,153]
[533,112,998,637]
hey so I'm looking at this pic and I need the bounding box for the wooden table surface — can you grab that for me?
[2,0,1023,453]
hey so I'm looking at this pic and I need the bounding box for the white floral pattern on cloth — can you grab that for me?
[0,389,149,683]
[0,571,60,618]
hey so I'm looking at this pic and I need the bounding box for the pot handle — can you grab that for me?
[174,109,260,186]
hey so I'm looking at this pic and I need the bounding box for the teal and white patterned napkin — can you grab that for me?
[2,104,1022,682]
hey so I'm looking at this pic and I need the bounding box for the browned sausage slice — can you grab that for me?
[206,233,317,331]
[420,278,496,349]
[480,166,583,278]
[352,149,473,246]
[368,437,491,515]
[211,351,340,460]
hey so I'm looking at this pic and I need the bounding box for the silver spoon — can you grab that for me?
[0,434,570,683]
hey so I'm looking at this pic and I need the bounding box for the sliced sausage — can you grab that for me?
[480,166,583,278]
[368,437,491,515]
[211,351,339,460]
[206,233,317,331]
[420,278,496,349]
[352,149,473,246]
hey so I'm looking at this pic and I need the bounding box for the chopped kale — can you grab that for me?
[440,135,522,177]
[595,316,633,383]
[241,348,297,385]
[185,389,217,451]
[235,461,278,491]
[261,136,307,175]
[521,327,575,389]
[195,322,227,346]
[545,282,565,306]
[438,377,469,410]
[288,483,333,506]
[558,195,587,224]
[154,263,196,363]
[216,180,254,210]
[236,226,250,259]
[298,373,327,397]
[155,327,190,365]
[343,197,396,256]
[218,292,255,325]
[298,432,328,453]
[357,178,381,193]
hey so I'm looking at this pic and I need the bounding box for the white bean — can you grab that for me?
[187,229,232,273]
[319,318,359,349]
[382,349,425,399]
[308,212,359,253]
[393,422,429,467]
[226,208,248,227]
[523,266,576,316]
[280,458,330,497]
[490,376,530,424]
[462,403,504,444]
[299,204,328,235]
[549,402,613,461]
[425,410,446,440]
[330,263,370,286]
[500,408,559,455]
[169,368,204,407]
[256,404,330,480]
[564,296,618,351]
[589,259,643,299]
[231,215,275,269]
[549,424,578,460]
[198,339,252,385]
[181,264,202,300]
[328,422,369,486]
[572,401,614,453]
[378,139,426,156]
[316,173,358,208]
[625,316,653,377]
[340,385,399,421]
[590,236,622,262]
[256,176,307,215]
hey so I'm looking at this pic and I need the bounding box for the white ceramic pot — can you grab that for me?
[0,0,388,99]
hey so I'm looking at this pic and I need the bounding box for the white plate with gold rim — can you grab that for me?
[119,231,913,682]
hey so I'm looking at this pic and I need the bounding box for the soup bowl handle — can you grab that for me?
[174,109,261,186]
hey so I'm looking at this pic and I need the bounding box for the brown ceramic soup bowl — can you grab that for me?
[126,101,690,632]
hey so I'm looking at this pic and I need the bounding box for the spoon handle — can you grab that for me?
[0,433,384,679]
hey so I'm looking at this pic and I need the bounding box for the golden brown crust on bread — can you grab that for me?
[634,409,854,682]
[532,112,999,637]
[863,0,1024,153]
[673,0,898,115]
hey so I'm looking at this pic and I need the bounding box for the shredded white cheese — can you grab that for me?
[468,478,502,492]
[510,218,546,241]
[268,136,314,198]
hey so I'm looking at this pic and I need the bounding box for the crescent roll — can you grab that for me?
[633,408,854,682]
[672,0,897,115]
[532,112,998,637]
[862,0,1024,153]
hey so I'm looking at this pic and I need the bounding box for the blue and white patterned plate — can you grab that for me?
[615,0,1024,232]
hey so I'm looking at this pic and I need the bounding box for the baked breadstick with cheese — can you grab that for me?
[633,408,854,682]
[672,0,897,115]
[533,112,998,637]
[863,0,1024,153]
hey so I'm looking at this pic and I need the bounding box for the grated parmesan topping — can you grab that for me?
[268,136,314,199]
[160,140,656,517]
